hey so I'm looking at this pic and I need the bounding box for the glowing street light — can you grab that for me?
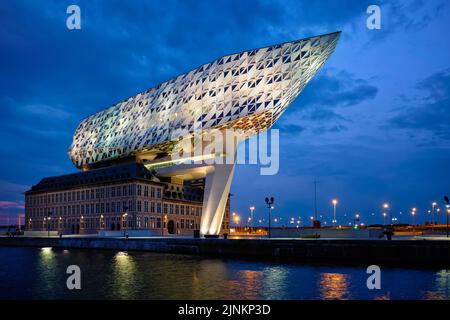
[383,203,391,225]
[249,206,255,233]
[411,208,417,232]
[445,195,449,238]
[264,197,274,238]
[431,202,437,231]
[331,199,338,227]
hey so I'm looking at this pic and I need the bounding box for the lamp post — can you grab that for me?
[331,199,338,227]
[383,203,389,226]
[444,196,449,238]
[411,208,416,233]
[431,202,437,231]
[354,213,360,228]
[47,211,52,238]
[122,206,128,237]
[265,197,274,239]
[233,214,241,231]
[383,212,387,225]
[249,206,255,234]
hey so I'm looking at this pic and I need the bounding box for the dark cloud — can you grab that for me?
[363,0,448,44]
[390,68,450,139]
[298,70,378,109]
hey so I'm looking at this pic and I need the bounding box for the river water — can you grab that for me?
[0,246,448,300]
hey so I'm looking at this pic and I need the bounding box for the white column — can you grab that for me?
[200,163,235,236]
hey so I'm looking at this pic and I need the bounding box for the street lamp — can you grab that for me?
[331,199,338,227]
[411,208,417,233]
[383,203,390,226]
[47,211,52,238]
[233,214,241,230]
[100,214,104,230]
[264,197,274,238]
[249,206,255,233]
[383,212,387,225]
[431,202,437,232]
[122,207,128,237]
[444,196,449,238]
[354,213,360,228]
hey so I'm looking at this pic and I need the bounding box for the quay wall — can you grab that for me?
[0,237,449,268]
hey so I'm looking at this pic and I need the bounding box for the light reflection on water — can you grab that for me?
[111,251,137,299]
[0,246,448,300]
[319,273,351,300]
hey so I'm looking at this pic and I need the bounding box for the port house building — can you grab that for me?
[25,163,230,236]
[24,32,338,237]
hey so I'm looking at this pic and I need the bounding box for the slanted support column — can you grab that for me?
[200,163,236,236]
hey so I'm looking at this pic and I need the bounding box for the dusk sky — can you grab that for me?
[1,0,449,226]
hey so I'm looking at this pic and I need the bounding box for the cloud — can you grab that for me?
[21,104,72,119]
[389,68,450,140]
[299,69,378,109]
[363,0,448,44]
[0,201,24,209]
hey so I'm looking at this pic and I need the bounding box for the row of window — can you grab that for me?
[27,184,162,206]
[28,201,202,218]
[29,216,200,231]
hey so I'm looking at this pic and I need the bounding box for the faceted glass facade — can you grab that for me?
[68,32,340,168]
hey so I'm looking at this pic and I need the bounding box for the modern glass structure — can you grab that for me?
[64,32,340,237]
[69,31,341,168]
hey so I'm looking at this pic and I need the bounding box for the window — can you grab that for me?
[150,202,155,213]
[150,187,155,198]
[137,216,141,228]
[137,185,142,196]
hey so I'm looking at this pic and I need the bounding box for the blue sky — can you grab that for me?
[1,0,449,226]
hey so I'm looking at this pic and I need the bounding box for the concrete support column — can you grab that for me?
[200,163,235,236]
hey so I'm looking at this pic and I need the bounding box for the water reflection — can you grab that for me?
[36,247,58,298]
[262,266,289,299]
[319,273,350,300]
[0,247,448,300]
[191,259,229,299]
[423,269,450,300]
[110,251,137,299]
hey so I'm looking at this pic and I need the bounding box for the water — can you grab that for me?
[0,246,449,300]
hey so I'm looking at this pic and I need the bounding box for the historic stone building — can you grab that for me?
[25,163,230,235]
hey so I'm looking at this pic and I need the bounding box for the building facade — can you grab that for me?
[25,163,230,235]
[25,33,339,237]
